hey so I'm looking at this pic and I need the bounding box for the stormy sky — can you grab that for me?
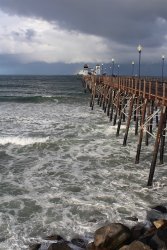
[0,0,167,75]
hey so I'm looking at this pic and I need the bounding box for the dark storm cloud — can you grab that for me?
[0,0,167,48]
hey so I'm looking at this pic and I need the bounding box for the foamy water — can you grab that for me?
[0,137,49,146]
[0,76,166,250]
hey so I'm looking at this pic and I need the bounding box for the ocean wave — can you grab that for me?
[0,95,58,103]
[0,94,86,103]
[0,136,49,145]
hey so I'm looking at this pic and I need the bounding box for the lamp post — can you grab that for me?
[137,45,142,79]
[132,61,135,77]
[112,58,115,76]
[117,64,120,76]
[110,66,112,76]
[161,55,165,83]
[101,63,103,75]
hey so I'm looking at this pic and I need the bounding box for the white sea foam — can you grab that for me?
[104,125,116,135]
[0,136,49,145]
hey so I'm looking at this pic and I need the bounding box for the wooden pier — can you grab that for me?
[82,75,167,186]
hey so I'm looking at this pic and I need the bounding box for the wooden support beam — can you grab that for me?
[122,97,127,122]
[155,81,158,101]
[160,109,166,164]
[135,97,140,135]
[135,99,148,164]
[116,94,126,136]
[145,102,151,146]
[147,106,166,186]
[102,86,107,111]
[149,100,154,135]
[163,82,166,106]
[104,86,110,113]
[97,92,101,105]
[149,81,151,100]
[99,86,104,107]
[107,88,113,116]
[90,81,96,110]
[109,90,115,122]
[123,95,135,146]
[155,105,159,127]
[113,91,120,126]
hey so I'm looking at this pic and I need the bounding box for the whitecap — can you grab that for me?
[0,136,49,145]
[104,125,117,135]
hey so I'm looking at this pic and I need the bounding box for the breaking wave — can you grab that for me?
[0,136,49,145]
[0,96,57,103]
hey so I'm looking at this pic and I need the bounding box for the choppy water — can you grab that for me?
[0,75,166,249]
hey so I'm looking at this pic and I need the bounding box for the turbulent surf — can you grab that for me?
[0,75,166,249]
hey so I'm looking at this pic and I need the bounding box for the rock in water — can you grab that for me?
[147,205,167,222]
[29,243,41,250]
[131,223,148,241]
[153,219,167,229]
[149,223,167,250]
[124,216,138,222]
[44,235,64,241]
[119,240,152,250]
[94,223,131,250]
[152,205,167,214]
[48,242,72,250]
[87,242,96,250]
[71,238,87,248]
[29,244,41,250]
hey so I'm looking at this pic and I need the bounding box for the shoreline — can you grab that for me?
[30,205,167,250]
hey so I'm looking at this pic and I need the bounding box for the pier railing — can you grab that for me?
[83,75,167,186]
[85,75,167,105]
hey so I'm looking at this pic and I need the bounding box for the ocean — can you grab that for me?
[0,75,166,249]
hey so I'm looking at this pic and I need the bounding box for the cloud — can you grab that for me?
[0,0,167,74]
[0,10,113,64]
[0,0,167,48]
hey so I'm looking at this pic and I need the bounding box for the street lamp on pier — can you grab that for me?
[101,63,103,75]
[161,55,165,83]
[137,45,142,79]
[112,58,115,76]
[131,61,135,77]
[110,66,112,76]
[117,64,120,76]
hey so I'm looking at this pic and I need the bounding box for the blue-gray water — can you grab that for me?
[0,75,166,250]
